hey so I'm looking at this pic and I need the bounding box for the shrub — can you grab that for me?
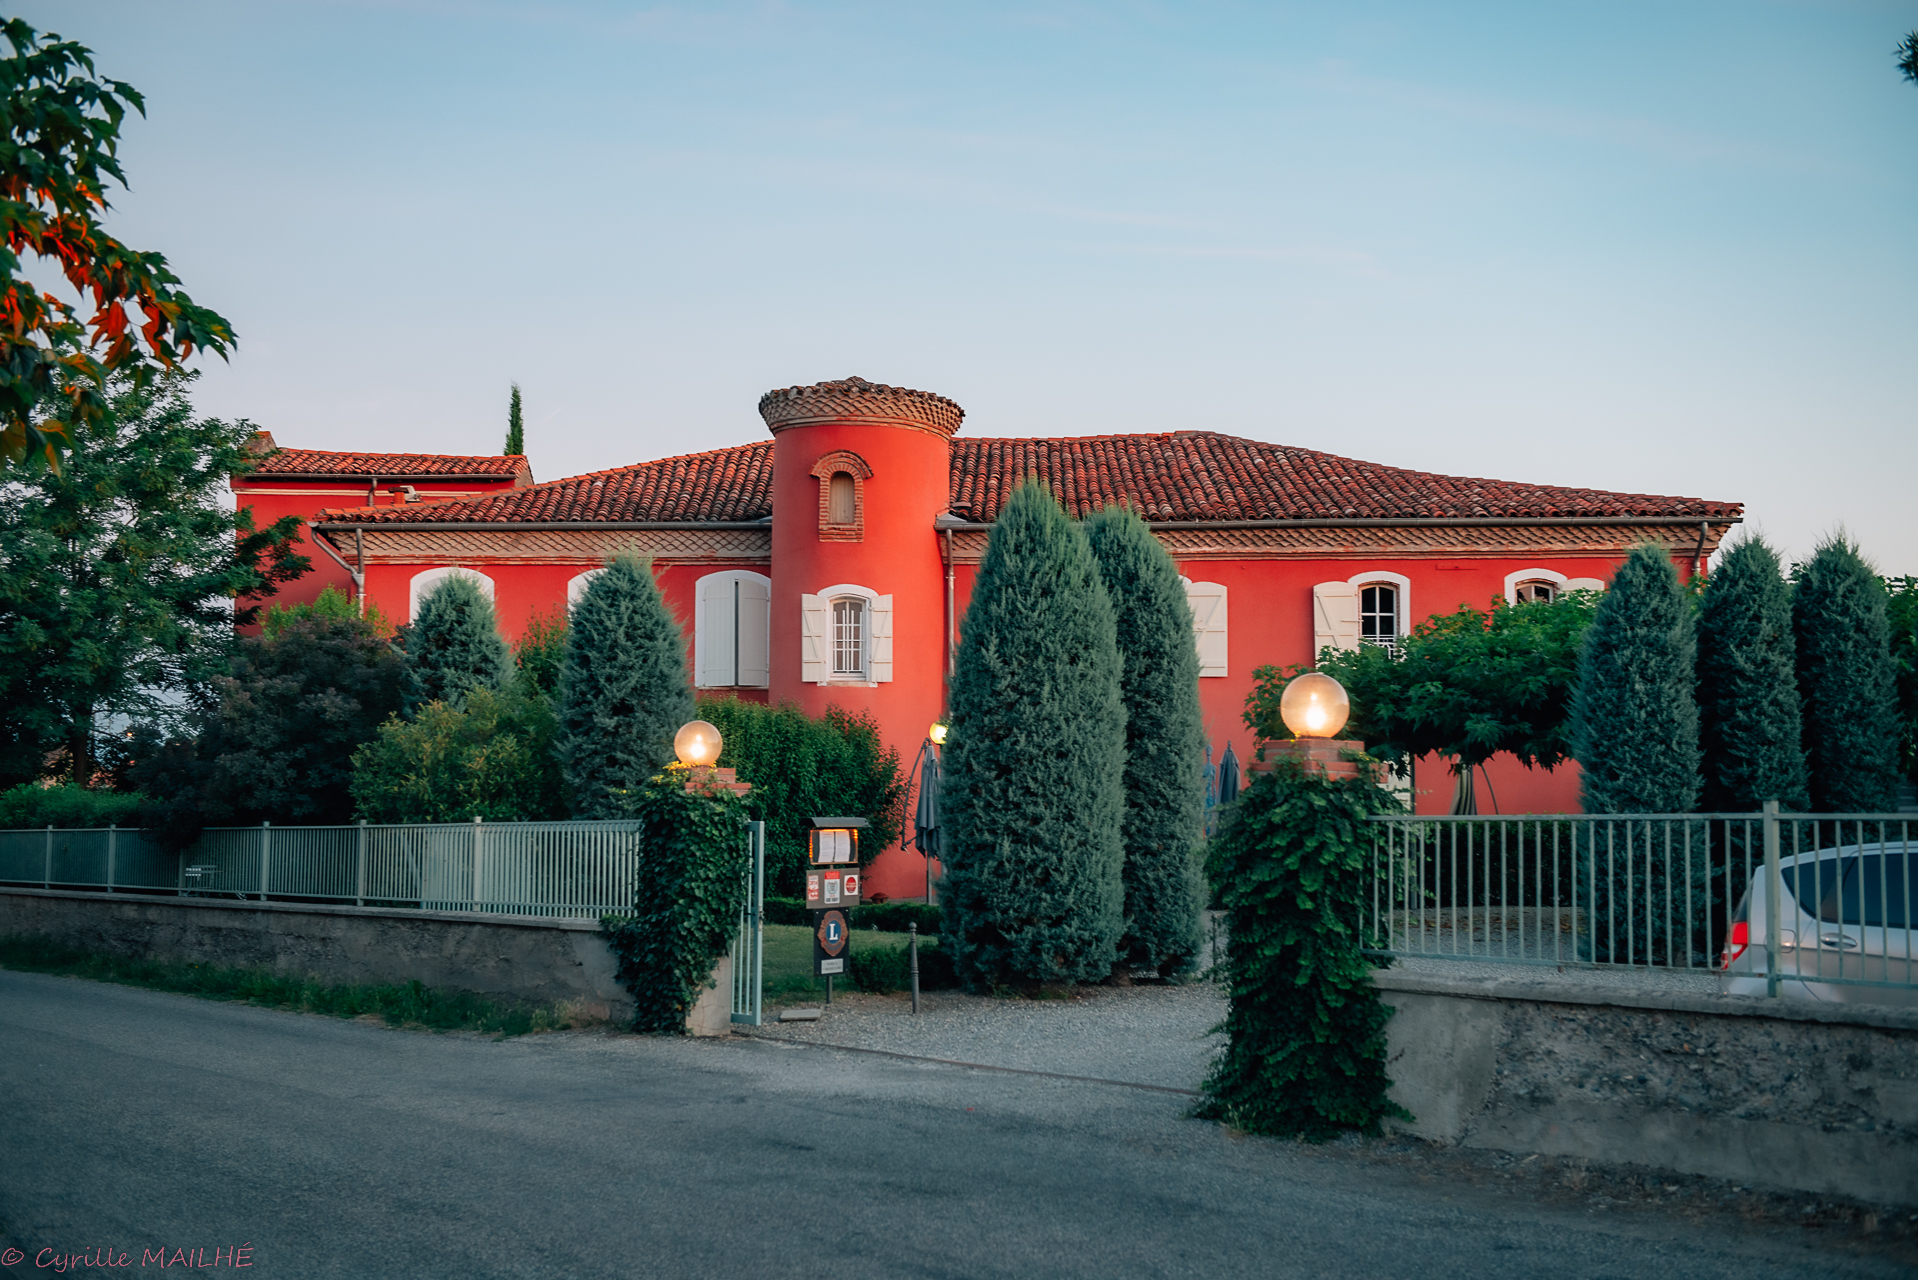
[1889,575,1918,784]
[1198,758,1409,1140]
[1571,545,1701,813]
[1794,537,1902,812]
[1696,539,1808,812]
[848,937,957,993]
[942,480,1126,989]
[1085,504,1206,975]
[0,783,144,829]
[260,584,393,640]
[134,611,405,847]
[696,697,904,896]
[599,768,749,1032]
[401,574,514,717]
[515,607,568,699]
[349,687,562,823]
[556,554,695,819]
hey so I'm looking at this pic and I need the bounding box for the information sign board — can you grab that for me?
[813,908,850,976]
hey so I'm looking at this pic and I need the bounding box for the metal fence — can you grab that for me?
[1365,804,1916,997]
[0,820,646,918]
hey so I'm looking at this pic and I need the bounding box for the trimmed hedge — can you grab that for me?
[848,937,957,993]
[0,783,145,829]
[764,896,941,934]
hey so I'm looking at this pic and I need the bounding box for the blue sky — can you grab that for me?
[23,0,1918,571]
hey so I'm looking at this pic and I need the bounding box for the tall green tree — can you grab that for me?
[1793,536,1901,812]
[0,19,236,473]
[1085,504,1204,974]
[401,574,514,717]
[942,481,1126,988]
[135,608,404,846]
[555,553,694,818]
[1570,544,1701,813]
[0,371,305,786]
[1695,538,1808,811]
[1887,575,1918,785]
[504,383,524,456]
[350,686,560,823]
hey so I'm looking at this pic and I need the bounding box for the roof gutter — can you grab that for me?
[934,515,1742,531]
[241,472,524,484]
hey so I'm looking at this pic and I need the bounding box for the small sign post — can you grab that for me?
[808,816,869,1004]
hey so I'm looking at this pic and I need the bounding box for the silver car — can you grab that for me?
[1717,842,1916,1007]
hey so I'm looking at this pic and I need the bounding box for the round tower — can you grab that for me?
[760,377,962,900]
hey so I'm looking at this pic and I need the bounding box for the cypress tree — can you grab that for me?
[504,383,524,455]
[1571,543,1701,813]
[1793,536,1901,812]
[1696,538,1808,811]
[555,553,695,819]
[1085,504,1205,975]
[942,481,1126,988]
[402,574,514,717]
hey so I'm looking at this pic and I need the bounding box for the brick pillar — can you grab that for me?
[1247,738,1368,782]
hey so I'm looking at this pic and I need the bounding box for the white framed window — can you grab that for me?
[1313,571,1411,656]
[1179,577,1228,678]
[566,569,604,608]
[695,570,771,688]
[800,583,892,684]
[408,566,494,623]
[1503,567,1606,605]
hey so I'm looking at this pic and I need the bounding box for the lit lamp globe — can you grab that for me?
[928,722,949,746]
[673,720,723,768]
[1278,672,1350,739]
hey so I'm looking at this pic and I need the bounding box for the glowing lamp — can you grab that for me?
[929,722,949,746]
[673,720,723,768]
[1278,672,1350,739]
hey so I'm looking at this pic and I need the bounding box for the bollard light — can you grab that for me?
[928,722,948,746]
[673,720,723,767]
[1278,672,1350,739]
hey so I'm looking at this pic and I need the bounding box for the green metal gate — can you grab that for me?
[730,820,766,1025]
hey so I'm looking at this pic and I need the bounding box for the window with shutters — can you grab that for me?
[1359,584,1399,645]
[801,584,892,684]
[1314,572,1409,657]
[565,569,603,609]
[809,451,872,542]
[1180,578,1228,677]
[694,570,771,688]
[1514,579,1557,604]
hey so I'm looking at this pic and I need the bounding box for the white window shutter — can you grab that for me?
[695,575,736,688]
[1562,577,1606,593]
[800,594,829,684]
[737,576,771,688]
[1313,582,1360,656]
[1185,582,1228,678]
[869,594,894,683]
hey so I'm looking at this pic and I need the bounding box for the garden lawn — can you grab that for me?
[763,923,917,998]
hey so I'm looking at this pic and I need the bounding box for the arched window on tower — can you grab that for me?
[828,472,856,525]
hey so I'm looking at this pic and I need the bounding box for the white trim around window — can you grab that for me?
[1503,567,1606,604]
[1347,570,1410,645]
[799,582,892,685]
[408,566,494,623]
[566,569,605,608]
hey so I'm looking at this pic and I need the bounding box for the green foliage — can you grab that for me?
[697,696,904,896]
[1887,575,1918,784]
[401,574,514,718]
[1198,759,1410,1140]
[514,607,568,699]
[260,583,392,641]
[1300,592,1599,773]
[1571,545,1700,814]
[0,782,142,828]
[1793,537,1901,812]
[598,767,748,1032]
[349,686,561,823]
[942,480,1126,989]
[1696,539,1808,811]
[0,19,237,474]
[136,610,404,845]
[1900,31,1918,83]
[1085,504,1205,974]
[0,371,307,786]
[0,934,586,1035]
[504,383,524,456]
[848,936,957,993]
[556,554,695,819]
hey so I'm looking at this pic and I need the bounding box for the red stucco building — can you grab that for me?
[234,377,1741,900]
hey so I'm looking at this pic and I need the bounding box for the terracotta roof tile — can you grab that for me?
[312,442,776,524]
[312,431,1738,526]
[244,447,531,480]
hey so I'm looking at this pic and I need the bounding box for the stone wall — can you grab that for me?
[1,888,640,1026]
[1375,970,1918,1205]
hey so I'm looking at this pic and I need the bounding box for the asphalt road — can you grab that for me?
[0,970,1903,1280]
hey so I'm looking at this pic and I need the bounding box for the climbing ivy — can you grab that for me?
[1198,757,1410,1140]
[599,766,748,1033]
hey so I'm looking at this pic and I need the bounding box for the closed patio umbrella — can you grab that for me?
[912,739,941,898]
[1218,742,1240,806]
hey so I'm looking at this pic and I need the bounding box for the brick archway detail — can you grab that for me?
[810,451,873,542]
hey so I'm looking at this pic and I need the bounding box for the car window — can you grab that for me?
[1779,858,1849,922]
[1853,853,1911,929]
